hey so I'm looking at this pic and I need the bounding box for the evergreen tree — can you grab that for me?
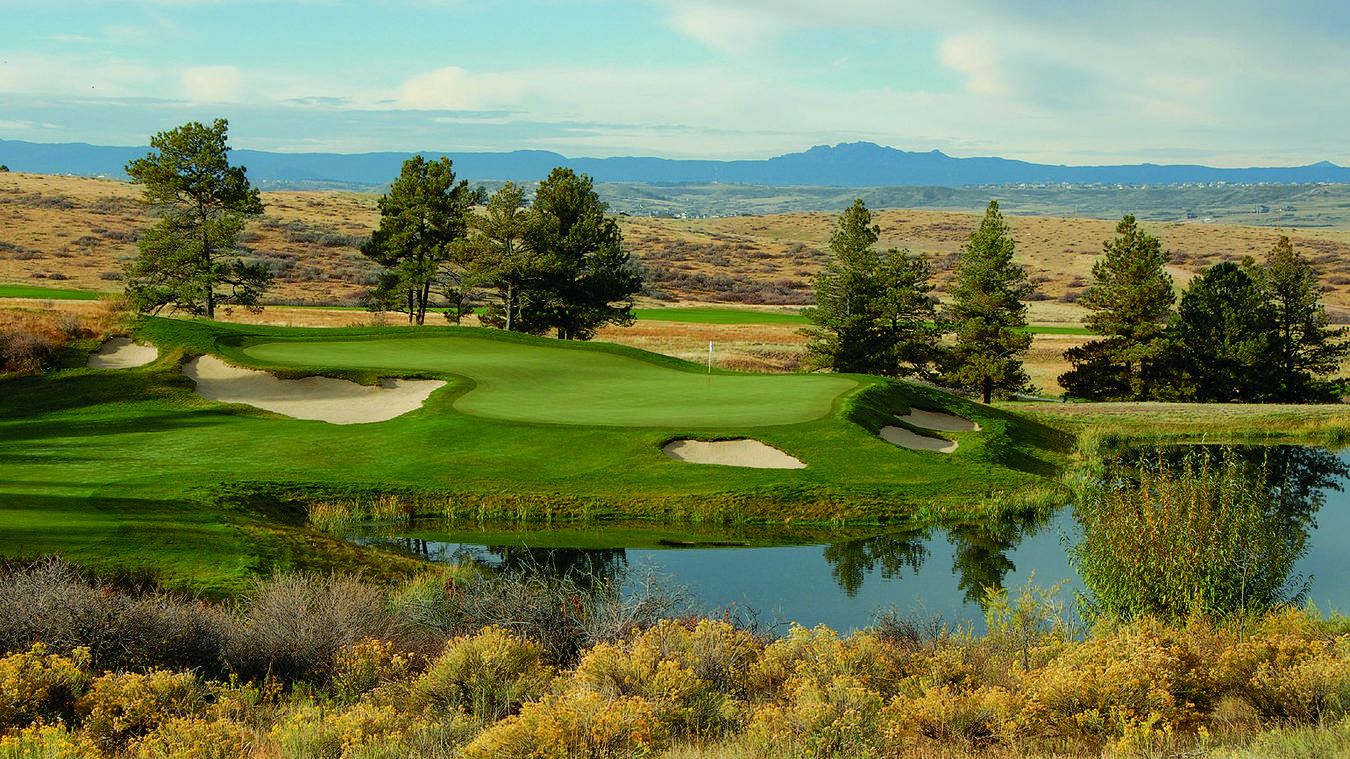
[469,182,538,332]
[1258,236,1348,401]
[803,199,939,378]
[362,155,475,325]
[1168,261,1277,402]
[943,201,1035,402]
[520,168,641,340]
[1059,215,1175,400]
[123,119,269,317]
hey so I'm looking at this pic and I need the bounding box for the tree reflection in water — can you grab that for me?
[821,507,1052,605]
[1073,444,1348,619]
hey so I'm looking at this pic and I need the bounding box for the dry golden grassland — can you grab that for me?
[8,171,1350,314]
[7,171,1350,392]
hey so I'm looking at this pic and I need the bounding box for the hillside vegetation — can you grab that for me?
[6,172,1350,319]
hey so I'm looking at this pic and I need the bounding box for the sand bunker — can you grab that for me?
[663,439,806,469]
[183,355,445,425]
[87,337,158,369]
[898,408,981,432]
[879,426,959,453]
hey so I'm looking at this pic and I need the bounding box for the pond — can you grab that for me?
[352,445,1350,633]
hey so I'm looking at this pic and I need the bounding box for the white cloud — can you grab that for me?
[180,65,246,103]
[394,67,524,110]
[661,2,793,55]
[937,34,1004,96]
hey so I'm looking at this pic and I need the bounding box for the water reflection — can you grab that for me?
[823,529,929,597]
[352,445,1349,630]
[1073,444,1348,618]
[1118,444,1347,533]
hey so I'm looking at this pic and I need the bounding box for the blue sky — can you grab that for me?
[3,0,1347,166]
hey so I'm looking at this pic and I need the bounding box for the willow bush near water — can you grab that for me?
[1070,448,1308,621]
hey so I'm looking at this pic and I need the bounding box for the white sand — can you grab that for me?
[897,408,981,432]
[87,337,158,369]
[663,439,807,469]
[879,426,959,453]
[183,355,445,425]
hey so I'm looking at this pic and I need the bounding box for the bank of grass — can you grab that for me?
[1009,400,1350,457]
[0,317,1068,594]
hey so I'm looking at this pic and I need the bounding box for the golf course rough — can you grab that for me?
[237,335,859,428]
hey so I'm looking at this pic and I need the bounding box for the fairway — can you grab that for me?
[241,335,858,427]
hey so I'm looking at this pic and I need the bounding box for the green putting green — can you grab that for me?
[241,336,858,427]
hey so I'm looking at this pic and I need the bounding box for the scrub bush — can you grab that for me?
[77,669,206,751]
[890,684,1022,750]
[225,574,401,684]
[746,675,887,758]
[0,644,91,730]
[411,627,553,722]
[459,690,668,759]
[1026,617,1214,741]
[332,638,417,704]
[0,557,230,675]
[129,715,255,759]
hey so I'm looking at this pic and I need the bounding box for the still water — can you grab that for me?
[356,446,1350,633]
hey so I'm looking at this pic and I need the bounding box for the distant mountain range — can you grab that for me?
[2,138,1348,189]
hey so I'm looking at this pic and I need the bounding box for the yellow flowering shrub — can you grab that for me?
[76,669,205,750]
[571,639,741,737]
[748,625,909,703]
[129,715,254,759]
[886,684,1022,750]
[1026,618,1212,739]
[459,690,668,759]
[746,674,886,758]
[0,722,98,759]
[412,626,553,721]
[333,638,415,703]
[269,700,411,759]
[627,619,761,697]
[0,644,91,730]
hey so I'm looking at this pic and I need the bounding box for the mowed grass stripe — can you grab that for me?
[241,336,858,427]
[0,284,107,300]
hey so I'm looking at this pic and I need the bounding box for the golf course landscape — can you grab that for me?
[0,317,1068,596]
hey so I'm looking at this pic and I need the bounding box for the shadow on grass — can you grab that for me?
[0,410,227,445]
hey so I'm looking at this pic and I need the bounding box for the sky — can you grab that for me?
[2,0,1348,167]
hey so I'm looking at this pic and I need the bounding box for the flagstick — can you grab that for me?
[707,341,713,386]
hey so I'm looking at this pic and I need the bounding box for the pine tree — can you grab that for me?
[1059,215,1175,399]
[1169,261,1277,402]
[942,201,1035,403]
[802,199,938,377]
[123,119,269,317]
[1258,236,1348,401]
[361,155,476,325]
[521,168,641,340]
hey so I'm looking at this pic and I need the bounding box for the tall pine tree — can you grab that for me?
[943,201,1035,402]
[1059,215,1175,400]
[123,119,269,318]
[1258,236,1348,401]
[361,156,476,325]
[803,199,939,378]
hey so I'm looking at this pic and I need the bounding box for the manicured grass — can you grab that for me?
[0,317,1071,594]
[0,284,107,300]
[633,307,809,325]
[240,334,856,426]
